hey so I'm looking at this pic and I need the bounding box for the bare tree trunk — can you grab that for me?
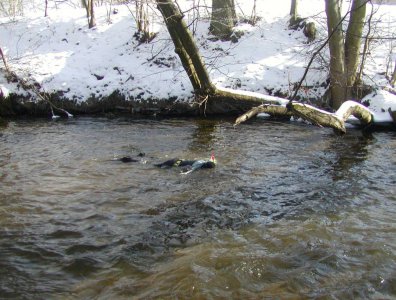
[82,0,96,28]
[250,0,257,25]
[325,0,347,109]
[391,61,396,87]
[157,0,214,93]
[209,0,237,40]
[345,0,366,97]
[133,0,154,42]
[82,0,90,18]
[136,1,143,32]
[156,0,287,113]
[44,0,48,17]
[89,0,96,28]
[289,0,299,26]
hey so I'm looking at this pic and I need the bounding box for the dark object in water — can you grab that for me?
[113,152,145,163]
[154,154,216,173]
[116,156,138,163]
[154,158,192,168]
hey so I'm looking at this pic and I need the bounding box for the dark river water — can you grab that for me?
[0,117,395,299]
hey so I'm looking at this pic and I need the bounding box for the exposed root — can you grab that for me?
[195,94,209,116]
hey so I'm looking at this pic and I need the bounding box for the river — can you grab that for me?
[0,117,395,299]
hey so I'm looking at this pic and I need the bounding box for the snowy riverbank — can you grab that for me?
[0,0,396,118]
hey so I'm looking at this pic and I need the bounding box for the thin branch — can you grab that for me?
[6,69,73,118]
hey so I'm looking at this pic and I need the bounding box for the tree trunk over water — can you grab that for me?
[235,100,373,134]
[155,0,375,133]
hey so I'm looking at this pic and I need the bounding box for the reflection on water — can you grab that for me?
[0,117,395,299]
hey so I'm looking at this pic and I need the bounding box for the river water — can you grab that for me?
[0,117,395,299]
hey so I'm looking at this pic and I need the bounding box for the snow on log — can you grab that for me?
[215,87,289,106]
[290,102,346,133]
[334,100,372,123]
[235,99,375,134]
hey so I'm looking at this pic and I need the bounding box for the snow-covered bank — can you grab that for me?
[0,0,396,117]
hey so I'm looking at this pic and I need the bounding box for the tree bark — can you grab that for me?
[209,0,237,40]
[325,0,347,109]
[89,0,96,28]
[82,0,89,18]
[391,60,396,87]
[290,0,298,16]
[157,0,215,94]
[345,0,366,97]
[289,0,299,27]
[45,0,48,17]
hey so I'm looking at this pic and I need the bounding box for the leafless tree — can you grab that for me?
[325,0,367,108]
[209,0,237,40]
[82,0,96,28]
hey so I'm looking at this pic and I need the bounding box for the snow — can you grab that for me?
[0,84,9,98]
[0,0,396,116]
[363,89,396,123]
[216,86,289,106]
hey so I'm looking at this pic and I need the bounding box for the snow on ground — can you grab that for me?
[363,89,396,122]
[0,0,395,111]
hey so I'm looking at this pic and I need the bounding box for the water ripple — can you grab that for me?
[0,118,395,299]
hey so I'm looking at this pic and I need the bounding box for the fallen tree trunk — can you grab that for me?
[155,0,379,133]
[292,101,372,133]
[235,100,373,134]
